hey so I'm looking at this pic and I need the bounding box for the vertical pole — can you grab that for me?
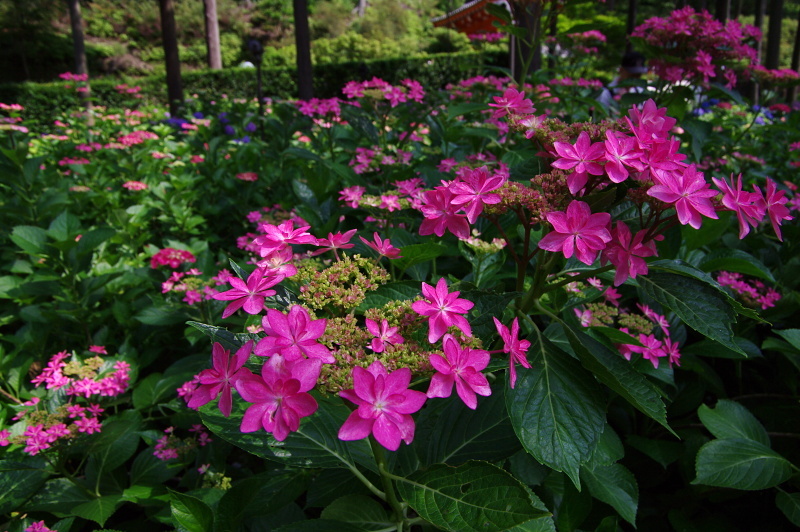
[204,0,222,69]
[293,0,313,100]
[159,0,184,116]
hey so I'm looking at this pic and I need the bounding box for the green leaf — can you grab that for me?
[774,329,800,351]
[186,321,258,351]
[506,333,606,487]
[76,227,116,255]
[0,459,50,514]
[357,281,420,312]
[560,325,670,433]
[447,102,490,118]
[135,306,190,326]
[394,243,446,272]
[130,450,176,486]
[47,211,81,242]
[626,436,682,468]
[693,439,792,490]
[72,496,122,527]
[679,213,729,250]
[585,425,624,470]
[680,337,761,359]
[588,326,643,347]
[320,495,391,530]
[698,400,770,446]
[216,471,309,532]
[200,395,377,473]
[170,489,214,532]
[27,478,93,515]
[582,464,638,526]
[697,249,775,282]
[88,411,142,473]
[776,490,800,526]
[11,225,48,254]
[396,461,544,532]
[637,272,744,355]
[420,385,520,466]
[648,260,765,323]
[274,520,369,532]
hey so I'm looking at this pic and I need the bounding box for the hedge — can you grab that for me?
[0,50,509,129]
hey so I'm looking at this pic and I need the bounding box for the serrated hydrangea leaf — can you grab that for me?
[506,334,605,487]
[693,439,792,490]
[200,396,377,473]
[582,463,638,526]
[421,385,520,466]
[698,249,775,282]
[395,461,544,532]
[637,272,744,354]
[561,324,670,433]
[697,400,770,446]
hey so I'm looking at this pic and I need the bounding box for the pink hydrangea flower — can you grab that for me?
[488,88,535,119]
[365,318,404,353]
[448,166,506,223]
[188,341,254,417]
[647,165,718,229]
[601,221,658,286]
[338,361,427,451]
[712,173,766,239]
[255,306,334,364]
[213,267,283,318]
[493,317,532,389]
[418,187,471,239]
[359,232,402,259]
[538,200,612,265]
[237,357,321,441]
[756,179,793,241]
[552,131,606,194]
[411,278,474,343]
[427,334,491,409]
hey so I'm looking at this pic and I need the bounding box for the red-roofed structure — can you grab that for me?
[431,0,508,35]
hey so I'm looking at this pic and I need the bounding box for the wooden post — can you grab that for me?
[203,0,222,69]
[765,0,784,70]
[626,0,638,53]
[159,0,184,116]
[65,0,92,114]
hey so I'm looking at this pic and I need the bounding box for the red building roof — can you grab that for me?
[431,0,508,35]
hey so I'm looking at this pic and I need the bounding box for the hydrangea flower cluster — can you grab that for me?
[150,247,197,269]
[182,212,533,450]
[632,7,760,87]
[1,349,130,456]
[572,278,681,369]
[153,424,213,461]
[717,271,782,310]
[342,78,425,108]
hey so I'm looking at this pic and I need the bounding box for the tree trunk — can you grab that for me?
[203,0,222,69]
[626,0,638,52]
[788,5,800,101]
[715,0,730,22]
[65,0,91,114]
[159,0,184,116]
[510,1,543,84]
[765,0,784,69]
[754,0,766,60]
[293,0,313,100]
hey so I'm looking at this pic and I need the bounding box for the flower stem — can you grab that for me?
[369,436,406,531]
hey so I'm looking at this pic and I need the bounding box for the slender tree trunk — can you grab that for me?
[715,0,730,22]
[755,0,766,60]
[510,1,542,83]
[626,0,638,52]
[159,0,184,116]
[293,0,313,100]
[66,0,92,115]
[765,0,784,69]
[203,0,222,69]
[547,5,558,70]
[788,6,800,101]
